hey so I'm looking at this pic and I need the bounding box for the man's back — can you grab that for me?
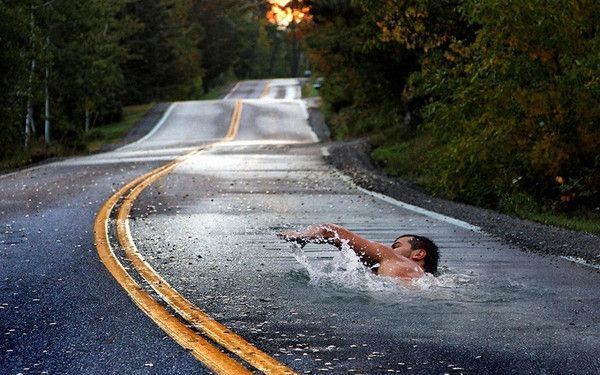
[279,224,437,279]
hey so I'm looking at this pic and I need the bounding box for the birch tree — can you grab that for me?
[50,0,127,132]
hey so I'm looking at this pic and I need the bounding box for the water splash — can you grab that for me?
[290,241,397,292]
[283,243,529,310]
[287,241,478,297]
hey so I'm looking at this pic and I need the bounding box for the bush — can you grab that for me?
[411,0,600,211]
[306,0,599,218]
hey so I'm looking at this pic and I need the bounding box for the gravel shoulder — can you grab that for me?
[306,102,600,268]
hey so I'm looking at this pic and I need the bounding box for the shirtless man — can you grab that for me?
[278,224,439,279]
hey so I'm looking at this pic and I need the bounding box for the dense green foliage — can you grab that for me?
[0,2,29,159]
[0,0,296,168]
[303,0,599,218]
[122,0,200,103]
[84,103,155,152]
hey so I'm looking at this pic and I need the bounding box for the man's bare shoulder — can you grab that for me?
[377,257,425,279]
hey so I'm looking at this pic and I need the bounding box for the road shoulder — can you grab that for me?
[103,102,173,151]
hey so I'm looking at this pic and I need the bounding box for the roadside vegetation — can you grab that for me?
[84,104,155,153]
[0,103,155,172]
[197,82,235,101]
[302,0,599,234]
[1,0,307,172]
[302,77,321,98]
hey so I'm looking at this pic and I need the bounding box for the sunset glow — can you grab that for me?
[266,0,311,29]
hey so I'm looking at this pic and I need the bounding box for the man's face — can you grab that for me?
[391,236,415,258]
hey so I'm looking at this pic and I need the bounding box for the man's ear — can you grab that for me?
[412,249,426,261]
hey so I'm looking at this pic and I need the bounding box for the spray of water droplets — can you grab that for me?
[287,240,477,298]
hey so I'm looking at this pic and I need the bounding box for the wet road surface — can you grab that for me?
[129,80,599,373]
[1,78,599,374]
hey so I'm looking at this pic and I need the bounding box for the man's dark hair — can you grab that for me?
[399,234,439,275]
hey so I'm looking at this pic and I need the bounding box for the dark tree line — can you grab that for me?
[302,0,599,214]
[0,0,294,164]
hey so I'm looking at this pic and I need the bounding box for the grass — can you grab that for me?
[302,78,320,98]
[198,83,232,100]
[371,136,432,187]
[0,146,49,172]
[517,210,600,235]
[371,137,600,235]
[85,103,154,152]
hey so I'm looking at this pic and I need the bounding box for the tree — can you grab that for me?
[303,0,418,138]
[302,0,599,212]
[266,0,312,76]
[413,0,600,209]
[0,0,295,167]
[0,1,30,157]
[48,0,127,133]
[121,0,201,104]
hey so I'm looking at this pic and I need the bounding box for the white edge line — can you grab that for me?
[298,100,319,143]
[298,99,310,119]
[333,163,600,266]
[223,82,241,100]
[0,164,44,180]
[285,85,297,100]
[334,170,483,233]
[118,103,177,150]
[560,256,600,270]
[260,81,271,99]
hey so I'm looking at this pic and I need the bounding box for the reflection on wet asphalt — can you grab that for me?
[130,137,600,374]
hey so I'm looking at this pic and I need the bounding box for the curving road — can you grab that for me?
[1,79,599,374]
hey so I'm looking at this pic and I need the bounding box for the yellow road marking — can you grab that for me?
[94,102,295,374]
[116,159,294,374]
[224,101,242,140]
[94,160,250,374]
[260,82,271,98]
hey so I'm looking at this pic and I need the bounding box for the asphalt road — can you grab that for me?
[1,79,599,374]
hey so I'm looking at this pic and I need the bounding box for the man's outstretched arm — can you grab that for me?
[278,224,395,266]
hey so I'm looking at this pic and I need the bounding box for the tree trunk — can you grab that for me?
[24,108,31,148]
[289,24,299,77]
[44,66,50,145]
[268,36,279,76]
[25,59,37,148]
[85,109,90,132]
[25,95,34,147]
[25,6,36,148]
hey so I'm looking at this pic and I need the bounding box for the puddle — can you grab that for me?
[286,242,526,305]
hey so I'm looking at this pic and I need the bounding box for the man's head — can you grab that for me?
[392,234,439,275]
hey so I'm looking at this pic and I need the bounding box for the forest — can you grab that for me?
[301,0,599,230]
[0,0,301,168]
[1,0,598,231]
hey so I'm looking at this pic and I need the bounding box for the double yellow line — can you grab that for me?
[260,82,271,98]
[94,101,294,374]
[224,100,243,141]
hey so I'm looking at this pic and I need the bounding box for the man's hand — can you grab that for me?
[277,230,308,248]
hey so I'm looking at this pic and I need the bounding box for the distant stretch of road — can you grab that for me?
[1,79,598,374]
